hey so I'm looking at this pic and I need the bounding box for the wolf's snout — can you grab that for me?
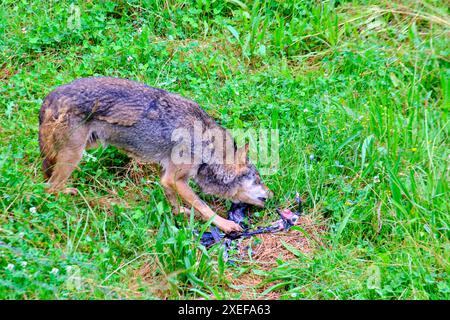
[258,196,267,203]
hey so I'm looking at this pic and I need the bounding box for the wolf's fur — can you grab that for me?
[39,77,271,233]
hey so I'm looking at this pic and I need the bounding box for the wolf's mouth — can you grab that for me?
[236,194,267,207]
[252,197,266,207]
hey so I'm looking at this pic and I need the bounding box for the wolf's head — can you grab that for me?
[195,143,273,207]
[229,143,273,206]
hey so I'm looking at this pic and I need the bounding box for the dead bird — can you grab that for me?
[198,202,249,247]
[199,193,303,247]
[227,202,250,228]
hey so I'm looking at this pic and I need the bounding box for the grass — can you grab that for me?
[0,0,449,299]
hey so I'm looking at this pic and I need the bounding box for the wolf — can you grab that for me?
[38,77,272,233]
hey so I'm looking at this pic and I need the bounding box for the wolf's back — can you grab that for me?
[38,77,220,175]
[39,77,169,127]
[40,77,215,127]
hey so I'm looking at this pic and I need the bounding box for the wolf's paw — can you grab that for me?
[173,206,191,216]
[218,219,243,234]
[62,188,79,195]
[45,184,78,196]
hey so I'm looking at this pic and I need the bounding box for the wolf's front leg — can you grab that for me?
[174,180,243,234]
[160,173,191,215]
[161,185,189,215]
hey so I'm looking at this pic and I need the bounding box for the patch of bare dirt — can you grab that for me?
[239,214,325,264]
[225,213,327,299]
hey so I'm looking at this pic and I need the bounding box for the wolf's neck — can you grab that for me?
[194,161,240,198]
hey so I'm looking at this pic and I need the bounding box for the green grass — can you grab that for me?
[0,0,449,299]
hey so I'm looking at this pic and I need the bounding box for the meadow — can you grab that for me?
[0,0,448,299]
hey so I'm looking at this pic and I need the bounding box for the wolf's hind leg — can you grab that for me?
[45,128,88,195]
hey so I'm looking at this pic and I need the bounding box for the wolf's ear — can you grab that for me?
[236,143,249,165]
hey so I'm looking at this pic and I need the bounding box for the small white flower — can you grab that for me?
[6,263,14,271]
[21,261,28,267]
[137,27,142,34]
[50,268,59,275]
[303,108,309,113]
[30,207,37,214]
[21,27,27,33]
[373,175,380,183]
[335,160,344,168]
[127,56,133,62]
[309,154,315,161]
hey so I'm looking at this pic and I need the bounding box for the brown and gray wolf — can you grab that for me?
[39,77,272,233]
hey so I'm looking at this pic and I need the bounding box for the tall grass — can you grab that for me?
[0,0,448,299]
